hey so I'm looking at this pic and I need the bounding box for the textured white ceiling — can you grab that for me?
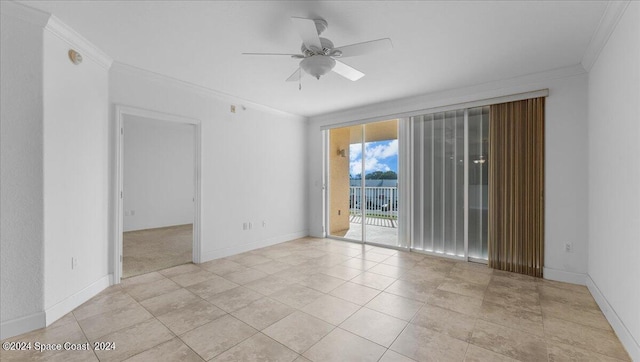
[21,1,607,117]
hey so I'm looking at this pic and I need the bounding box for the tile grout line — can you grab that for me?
[254,332,304,361]
[121,284,183,361]
[70,311,101,361]
[122,268,235,361]
[8,237,628,361]
[74,286,168,361]
[159,264,272,360]
[173,315,257,361]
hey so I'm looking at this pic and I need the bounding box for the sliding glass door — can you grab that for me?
[326,109,488,261]
[328,120,399,247]
[411,106,489,261]
[468,107,489,260]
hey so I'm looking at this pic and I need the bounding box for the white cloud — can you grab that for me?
[367,140,398,159]
[349,140,397,176]
[350,160,360,176]
[349,143,361,161]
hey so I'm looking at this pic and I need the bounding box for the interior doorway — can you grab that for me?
[121,115,195,278]
[114,106,201,283]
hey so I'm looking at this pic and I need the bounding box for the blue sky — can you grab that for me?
[349,140,398,176]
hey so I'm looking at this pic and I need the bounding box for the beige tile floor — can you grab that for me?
[332,221,399,247]
[1,237,630,362]
[123,224,193,278]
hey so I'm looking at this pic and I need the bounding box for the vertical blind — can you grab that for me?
[488,97,545,277]
[411,107,489,259]
[412,110,466,256]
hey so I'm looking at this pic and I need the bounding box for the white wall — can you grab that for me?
[42,27,111,323]
[308,65,590,281]
[0,3,112,339]
[587,3,640,359]
[0,8,46,339]
[123,115,194,231]
[110,64,308,261]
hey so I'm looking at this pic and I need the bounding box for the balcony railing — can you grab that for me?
[349,186,398,219]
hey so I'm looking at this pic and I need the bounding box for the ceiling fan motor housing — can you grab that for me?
[301,38,335,56]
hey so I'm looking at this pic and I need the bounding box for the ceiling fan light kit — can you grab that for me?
[301,55,336,79]
[243,16,392,85]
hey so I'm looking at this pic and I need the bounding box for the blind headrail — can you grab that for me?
[320,89,549,131]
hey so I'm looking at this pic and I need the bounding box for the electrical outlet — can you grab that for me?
[71,257,78,270]
[248,222,252,229]
[565,242,573,252]
[230,105,236,113]
[262,221,266,228]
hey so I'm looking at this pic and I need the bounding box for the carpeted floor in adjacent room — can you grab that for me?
[123,224,192,278]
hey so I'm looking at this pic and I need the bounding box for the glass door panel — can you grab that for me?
[363,120,399,247]
[411,106,489,261]
[455,110,466,257]
[328,120,400,247]
[468,106,489,259]
[412,115,426,251]
[432,113,444,253]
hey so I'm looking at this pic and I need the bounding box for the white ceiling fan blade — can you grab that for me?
[291,17,322,52]
[333,38,392,58]
[286,68,303,82]
[242,53,304,58]
[332,60,364,81]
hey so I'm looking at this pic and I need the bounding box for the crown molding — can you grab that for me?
[582,1,631,71]
[44,15,113,69]
[111,62,306,121]
[310,63,586,125]
[1,1,113,69]
[0,0,49,27]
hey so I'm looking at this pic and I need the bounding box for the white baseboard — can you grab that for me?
[543,267,587,285]
[586,275,639,361]
[0,311,46,341]
[44,274,111,326]
[201,231,309,262]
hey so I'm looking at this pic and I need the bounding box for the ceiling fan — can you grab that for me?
[243,17,392,83]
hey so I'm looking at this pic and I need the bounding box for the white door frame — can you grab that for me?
[113,105,202,284]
